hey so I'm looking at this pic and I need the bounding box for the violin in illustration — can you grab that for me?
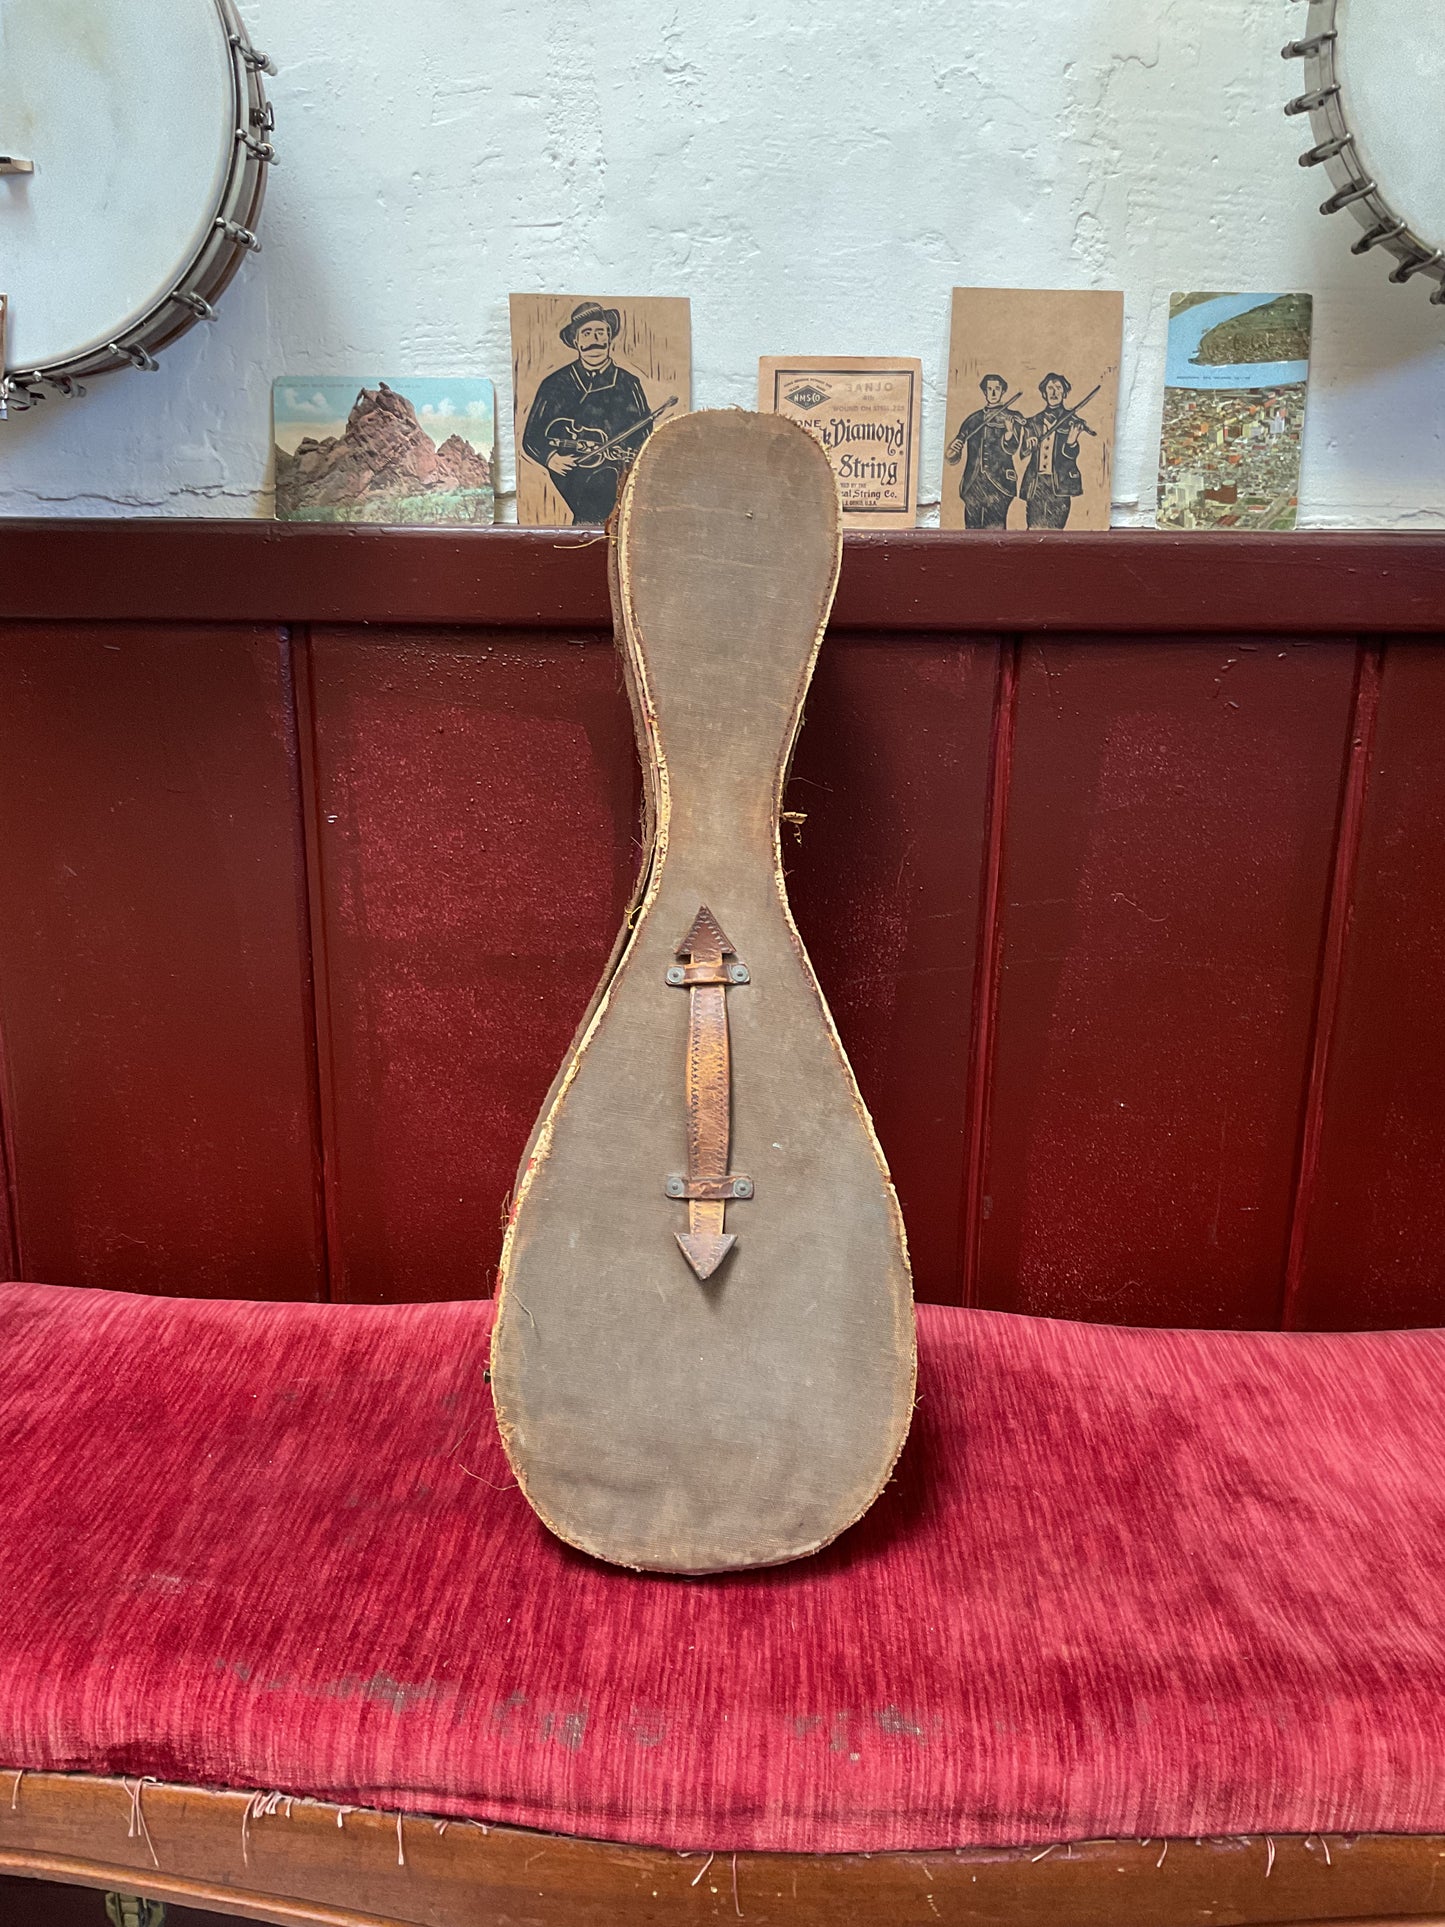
[545,394,680,471]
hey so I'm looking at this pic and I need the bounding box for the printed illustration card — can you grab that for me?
[757,357,922,527]
[1156,293,1313,531]
[941,289,1123,532]
[273,378,495,524]
[511,294,691,527]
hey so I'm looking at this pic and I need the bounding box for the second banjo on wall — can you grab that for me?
[1284,0,1445,302]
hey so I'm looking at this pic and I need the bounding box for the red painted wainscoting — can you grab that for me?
[0,525,1442,1327]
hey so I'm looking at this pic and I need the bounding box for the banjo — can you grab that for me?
[1284,0,1445,302]
[0,0,275,414]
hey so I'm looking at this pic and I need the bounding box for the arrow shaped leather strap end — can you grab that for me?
[666,906,752,1281]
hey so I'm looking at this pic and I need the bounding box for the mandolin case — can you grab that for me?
[490,409,915,1574]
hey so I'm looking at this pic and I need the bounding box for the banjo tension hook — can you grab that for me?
[229,34,277,77]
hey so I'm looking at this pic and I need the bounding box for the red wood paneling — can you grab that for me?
[0,530,1441,1332]
[785,636,1000,1304]
[1291,642,1445,1329]
[976,637,1358,1329]
[301,627,637,1303]
[0,1073,17,1278]
[0,623,324,1299]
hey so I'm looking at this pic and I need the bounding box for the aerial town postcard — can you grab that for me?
[1156,293,1313,531]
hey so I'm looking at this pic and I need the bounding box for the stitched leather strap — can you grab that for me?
[669,906,751,1279]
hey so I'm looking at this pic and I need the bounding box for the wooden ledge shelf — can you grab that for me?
[0,521,1443,632]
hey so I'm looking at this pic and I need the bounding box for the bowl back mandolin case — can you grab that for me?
[491,409,916,1573]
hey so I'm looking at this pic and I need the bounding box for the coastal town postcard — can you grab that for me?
[1156,293,1313,531]
[757,357,922,527]
[272,377,495,524]
[941,288,1122,532]
[510,294,691,527]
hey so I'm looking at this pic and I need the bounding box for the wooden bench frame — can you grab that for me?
[4,1772,1445,1927]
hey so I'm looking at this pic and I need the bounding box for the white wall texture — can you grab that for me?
[2,0,1442,525]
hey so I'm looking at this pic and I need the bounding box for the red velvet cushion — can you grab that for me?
[0,1282,1442,1853]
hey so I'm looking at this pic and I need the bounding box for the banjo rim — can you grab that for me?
[1,0,274,394]
[1284,0,1445,302]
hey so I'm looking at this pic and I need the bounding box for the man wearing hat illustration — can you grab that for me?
[521,301,656,524]
[1019,372,1085,529]
[944,373,1023,529]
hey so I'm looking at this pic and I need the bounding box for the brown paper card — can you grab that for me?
[511,294,691,527]
[757,358,922,528]
[941,289,1122,532]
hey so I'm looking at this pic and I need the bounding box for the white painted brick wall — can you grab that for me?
[2,0,1441,525]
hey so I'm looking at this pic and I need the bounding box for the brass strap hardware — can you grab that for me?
[668,905,751,1280]
[666,959,751,987]
[665,1174,754,1203]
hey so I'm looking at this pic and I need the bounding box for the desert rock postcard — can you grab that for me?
[273,377,495,525]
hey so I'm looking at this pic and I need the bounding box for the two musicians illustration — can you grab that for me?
[521,301,673,525]
[946,371,1097,529]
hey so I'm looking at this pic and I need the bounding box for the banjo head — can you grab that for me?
[1286,0,1445,298]
[1336,0,1445,244]
[0,0,267,381]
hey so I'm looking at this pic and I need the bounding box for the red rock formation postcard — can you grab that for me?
[272,378,495,524]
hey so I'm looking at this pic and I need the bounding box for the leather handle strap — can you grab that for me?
[669,906,751,1280]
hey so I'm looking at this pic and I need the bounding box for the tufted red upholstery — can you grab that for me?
[0,1282,1442,1854]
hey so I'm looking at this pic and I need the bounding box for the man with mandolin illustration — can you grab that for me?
[520,300,676,524]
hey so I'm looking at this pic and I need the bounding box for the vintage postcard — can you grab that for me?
[757,357,922,528]
[1156,293,1313,531]
[941,289,1123,532]
[272,378,495,524]
[510,294,691,527]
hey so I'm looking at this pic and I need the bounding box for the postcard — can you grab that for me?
[941,289,1123,532]
[273,377,495,525]
[757,357,922,528]
[510,294,691,527]
[1156,293,1313,531]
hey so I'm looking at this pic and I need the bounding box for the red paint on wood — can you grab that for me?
[976,638,1358,1329]
[0,624,325,1299]
[785,637,998,1304]
[959,642,1019,1308]
[4,522,1445,634]
[0,1021,18,1279]
[1291,641,1445,1330]
[1280,643,1383,1328]
[301,628,638,1303]
[0,527,1441,1332]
